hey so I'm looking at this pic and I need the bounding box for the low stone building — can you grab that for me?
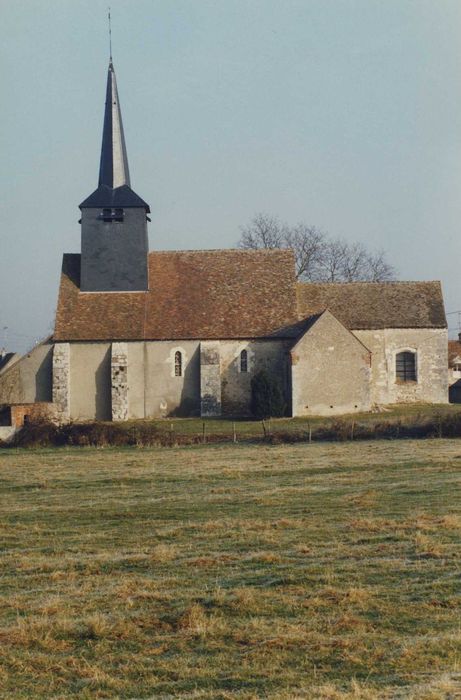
[0,61,449,423]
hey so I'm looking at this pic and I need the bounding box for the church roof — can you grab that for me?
[297,281,447,330]
[54,249,300,341]
[54,252,447,341]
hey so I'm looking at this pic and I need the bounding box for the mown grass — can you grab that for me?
[0,440,460,699]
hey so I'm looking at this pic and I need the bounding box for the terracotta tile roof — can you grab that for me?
[296,281,447,330]
[54,252,447,341]
[448,340,461,367]
[54,250,299,341]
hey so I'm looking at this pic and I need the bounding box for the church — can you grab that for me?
[0,62,448,426]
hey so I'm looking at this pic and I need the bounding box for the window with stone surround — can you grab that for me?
[396,351,417,382]
[174,351,182,377]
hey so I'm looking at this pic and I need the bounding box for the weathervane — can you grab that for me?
[108,7,113,62]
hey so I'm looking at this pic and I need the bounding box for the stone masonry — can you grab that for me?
[52,343,70,421]
[200,341,221,417]
[111,342,129,421]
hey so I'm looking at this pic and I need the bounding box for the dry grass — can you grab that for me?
[0,439,460,698]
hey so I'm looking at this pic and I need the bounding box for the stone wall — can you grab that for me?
[111,343,128,421]
[200,342,221,417]
[2,327,447,424]
[354,328,448,405]
[291,311,371,416]
[0,363,20,406]
[0,340,53,405]
[52,343,70,421]
[219,340,290,416]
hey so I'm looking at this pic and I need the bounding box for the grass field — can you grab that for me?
[0,440,460,699]
[133,403,461,438]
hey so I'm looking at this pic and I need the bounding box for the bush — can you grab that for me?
[4,419,231,449]
[250,370,286,419]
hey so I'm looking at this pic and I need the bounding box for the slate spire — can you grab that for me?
[98,61,131,189]
[79,58,149,292]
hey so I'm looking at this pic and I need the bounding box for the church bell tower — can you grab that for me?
[79,61,150,292]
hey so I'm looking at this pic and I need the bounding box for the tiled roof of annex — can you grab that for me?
[297,281,447,330]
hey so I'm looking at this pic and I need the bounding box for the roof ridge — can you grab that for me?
[296,280,441,286]
[147,248,293,255]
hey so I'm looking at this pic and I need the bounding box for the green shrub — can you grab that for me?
[250,370,286,419]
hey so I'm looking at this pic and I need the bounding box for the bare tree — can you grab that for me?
[283,224,324,280]
[363,249,395,282]
[238,213,396,282]
[314,239,349,282]
[239,213,286,249]
[338,241,369,282]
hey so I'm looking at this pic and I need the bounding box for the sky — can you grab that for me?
[1,0,460,353]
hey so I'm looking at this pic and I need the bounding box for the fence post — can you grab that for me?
[308,422,312,444]
[233,421,237,443]
[351,419,355,441]
[202,422,206,444]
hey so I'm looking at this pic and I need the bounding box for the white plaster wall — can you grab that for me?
[63,340,200,420]
[125,342,144,418]
[354,328,448,405]
[69,343,111,420]
[64,340,287,419]
[125,341,201,418]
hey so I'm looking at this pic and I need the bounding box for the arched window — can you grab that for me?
[396,351,416,382]
[240,349,248,373]
[174,351,182,377]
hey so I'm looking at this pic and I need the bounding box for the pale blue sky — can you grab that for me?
[1,0,460,352]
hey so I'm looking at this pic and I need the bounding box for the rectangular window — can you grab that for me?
[396,351,416,382]
[101,208,124,222]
